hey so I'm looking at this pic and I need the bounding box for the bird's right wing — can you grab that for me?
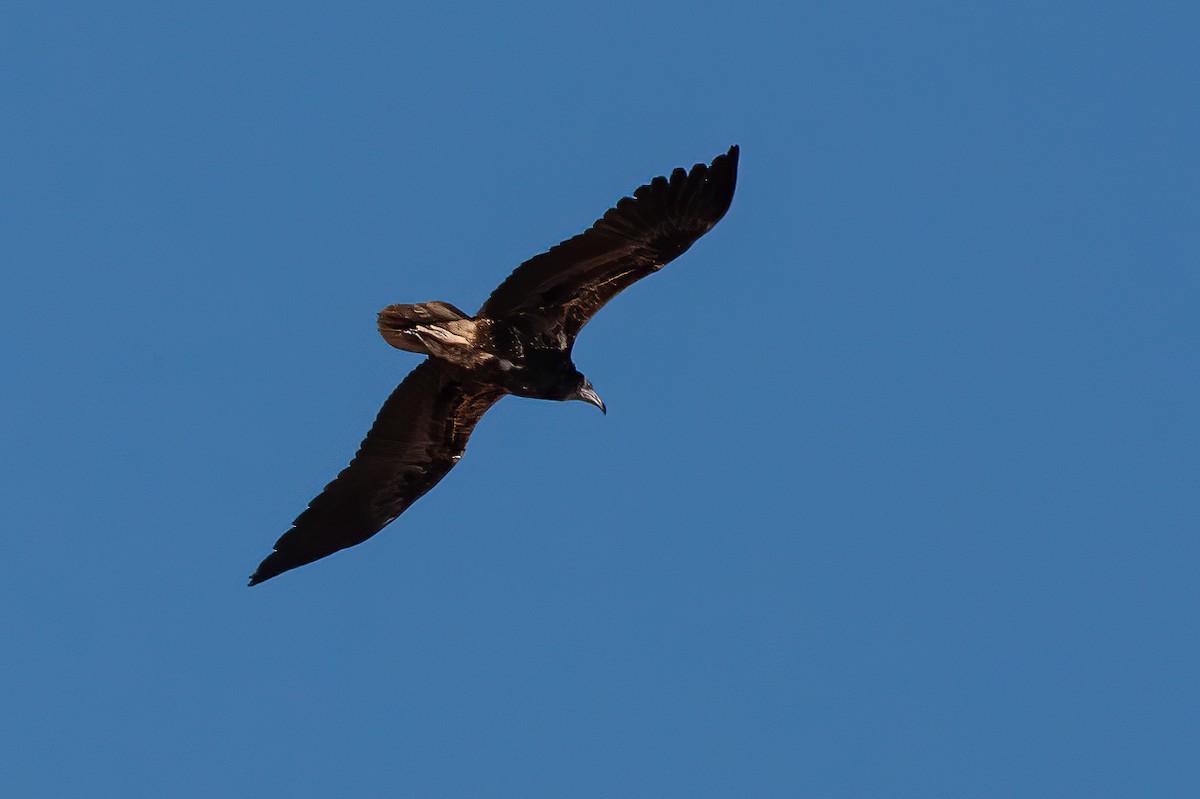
[250,360,505,585]
[478,146,738,339]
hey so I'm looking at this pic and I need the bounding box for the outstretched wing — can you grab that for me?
[478,145,738,338]
[250,360,505,585]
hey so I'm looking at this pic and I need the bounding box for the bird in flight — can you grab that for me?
[249,146,739,585]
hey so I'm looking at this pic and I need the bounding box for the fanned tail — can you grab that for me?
[377,301,470,353]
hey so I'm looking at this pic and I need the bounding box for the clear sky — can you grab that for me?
[3,1,1198,796]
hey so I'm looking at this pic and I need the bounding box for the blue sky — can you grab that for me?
[3,1,1198,796]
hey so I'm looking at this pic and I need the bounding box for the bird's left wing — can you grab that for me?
[478,146,738,339]
[250,360,505,585]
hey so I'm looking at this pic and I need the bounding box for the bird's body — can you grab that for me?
[250,146,739,585]
[380,307,581,399]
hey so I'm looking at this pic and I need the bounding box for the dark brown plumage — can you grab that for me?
[250,146,739,585]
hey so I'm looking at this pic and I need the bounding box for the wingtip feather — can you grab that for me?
[248,548,294,586]
[247,561,275,587]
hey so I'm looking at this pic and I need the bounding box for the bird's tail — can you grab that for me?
[377,301,471,354]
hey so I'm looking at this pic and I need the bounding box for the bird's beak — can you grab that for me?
[575,381,606,415]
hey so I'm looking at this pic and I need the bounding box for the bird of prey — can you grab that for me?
[249,146,739,585]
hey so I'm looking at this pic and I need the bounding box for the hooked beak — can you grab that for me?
[574,381,606,415]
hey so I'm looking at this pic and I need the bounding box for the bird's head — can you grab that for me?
[512,354,606,413]
[568,375,606,415]
[544,371,605,414]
